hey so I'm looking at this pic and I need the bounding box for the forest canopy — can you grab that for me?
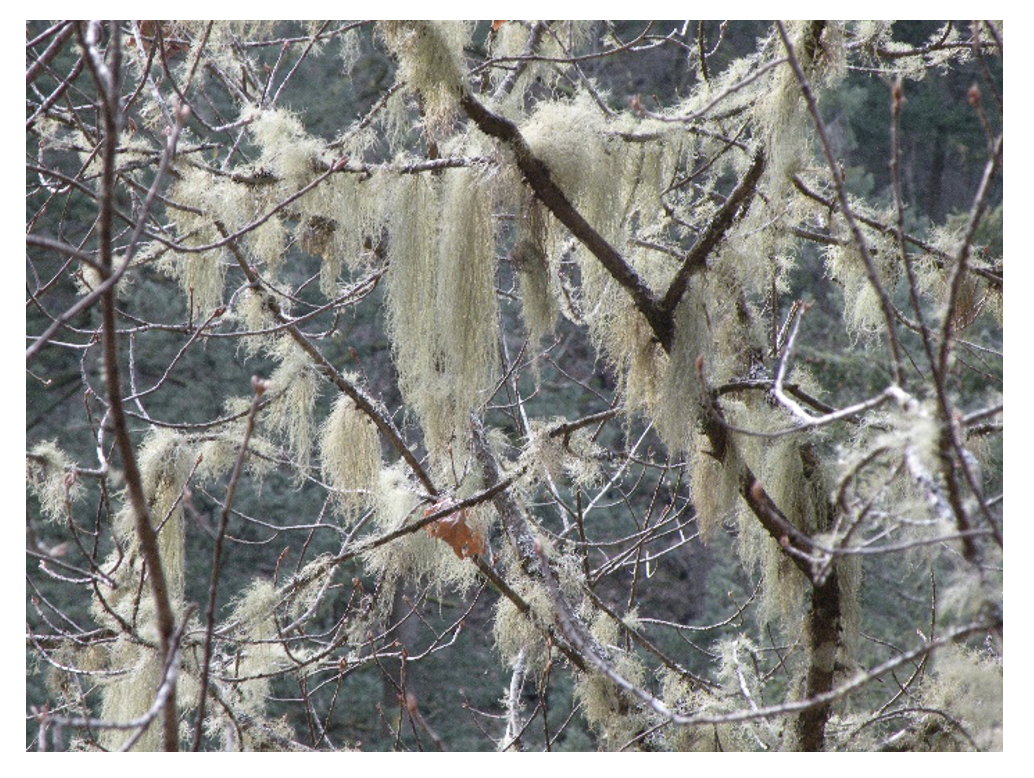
[26,20,1003,752]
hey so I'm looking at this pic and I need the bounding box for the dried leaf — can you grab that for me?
[423,498,485,559]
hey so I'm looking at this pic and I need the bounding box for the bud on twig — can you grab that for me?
[968,83,981,107]
[251,375,269,395]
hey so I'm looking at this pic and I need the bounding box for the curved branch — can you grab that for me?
[459,91,674,350]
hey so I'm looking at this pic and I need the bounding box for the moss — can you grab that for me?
[687,431,741,542]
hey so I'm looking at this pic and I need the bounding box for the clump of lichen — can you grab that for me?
[382,167,499,456]
[319,391,381,519]
[27,441,82,523]
[264,337,320,476]
[381,21,470,142]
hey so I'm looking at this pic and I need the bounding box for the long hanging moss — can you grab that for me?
[383,166,499,457]
[91,429,193,751]
[319,391,382,519]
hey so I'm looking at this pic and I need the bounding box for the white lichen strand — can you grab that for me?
[265,337,320,476]
[319,391,382,519]
[363,464,481,593]
[27,441,82,523]
[381,21,470,142]
[383,166,499,456]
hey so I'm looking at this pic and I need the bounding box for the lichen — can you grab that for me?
[382,166,499,456]
[27,441,82,523]
[319,391,382,518]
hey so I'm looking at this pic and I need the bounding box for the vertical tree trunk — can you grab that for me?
[796,570,842,751]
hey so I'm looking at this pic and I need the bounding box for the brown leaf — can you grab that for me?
[423,498,485,559]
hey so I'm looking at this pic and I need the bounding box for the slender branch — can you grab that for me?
[459,91,673,350]
[190,383,264,751]
[661,150,766,313]
[26,21,75,85]
[777,21,905,385]
[80,20,179,751]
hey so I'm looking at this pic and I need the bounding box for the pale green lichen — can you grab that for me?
[490,22,597,110]
[823,209,899,338]
[492,573,554,671]
[319,391,381,518]
[163,166,241,315]
[221,579,291,718]
[913,644,1003,750]
[96,637,164,751]
[264,337,320,476]
[382,166,499,456]
[131,428,193,599]
[92,428,196,750]
[381,21,470,141]
[362,464,482,593]
[573,609,649,750]
[687,431,742,543]
[513,198,558,345]
[27,441,82,523]
[248,106,329,188]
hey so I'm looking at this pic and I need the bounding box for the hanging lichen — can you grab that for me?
[381,21,470,142]
[363,464,482,593]
[88,428,195,750]
[264,336,320,476]
[512,197,558,345]
[573,608,649,750]
[219,579,291,720]
[319,391,381,519]
[383,166,499,456]
[26,441,82,523]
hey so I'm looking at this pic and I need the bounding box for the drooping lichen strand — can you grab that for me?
[382,21,470,142]
[724,402,824,632]
[220,579,290,719]
[163,167,235,316]
[133,429,192,601]
[27,441,82,523]
[248,107,329,190]
[265,336,320,476]
[363,464,481,592]
[513,198,558,345]
[319,392,382,519]
[92,429,194,750]
[436,165,499,434]
[97,637,164,751]
[654,285,709,454]
[823,211,900,338]
[520,93,684,411]
[383,167,498,455]
[490,22,597,109]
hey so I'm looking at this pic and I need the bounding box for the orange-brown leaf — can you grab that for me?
[423,499,485,559]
